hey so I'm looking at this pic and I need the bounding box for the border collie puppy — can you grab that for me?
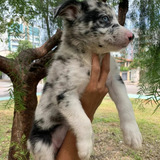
[28,0,142,159]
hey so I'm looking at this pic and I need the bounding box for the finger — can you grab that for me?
[90,54,100,85]
[98,53,110,86]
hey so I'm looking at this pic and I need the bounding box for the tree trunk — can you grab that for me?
[118,0,129,26]
[8,81,38,160]
[4,30,62,160]
[7,59,50,160]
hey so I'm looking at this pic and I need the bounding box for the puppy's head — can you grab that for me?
[54,0,134,53]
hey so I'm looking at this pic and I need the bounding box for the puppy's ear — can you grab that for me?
[54,0,81,21]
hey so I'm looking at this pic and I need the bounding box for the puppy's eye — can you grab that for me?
[99,16,110,24]
[102,16,109,23]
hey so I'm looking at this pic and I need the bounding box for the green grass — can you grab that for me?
[92,96,160,160]
[0,101,13,159]
[0,97,160,160]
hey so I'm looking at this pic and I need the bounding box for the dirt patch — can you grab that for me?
[90,122,160,160]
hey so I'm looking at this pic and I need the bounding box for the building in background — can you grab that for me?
[115,57,140,83]
[0,20,41,80]
[8,22,41,52]
[0,24,140,83]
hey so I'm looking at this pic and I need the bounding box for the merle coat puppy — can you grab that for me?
[28,0,142,160]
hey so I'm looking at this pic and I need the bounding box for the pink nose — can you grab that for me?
[127,32,134,41]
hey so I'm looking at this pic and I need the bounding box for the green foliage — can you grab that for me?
[4,80,26,111]
[6,52,19,59]
[0,71,2,77]
[9,86,26,111]
[130,0,160,110]
[132,44,160,111]
[0,0,64,40]
[17,40,33,52]
[0,0,36,35]
[0,0,121,40]
[6,40,33,59]
[137,45,160,112]
[120,66,129,71]
[11,135,29,160]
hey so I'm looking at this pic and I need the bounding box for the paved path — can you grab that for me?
[0,80,43,100]
[0,80,152,101]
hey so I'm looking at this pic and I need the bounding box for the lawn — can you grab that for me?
[0,97,160,160]
[91,97,160,160]
[0,101,13,160]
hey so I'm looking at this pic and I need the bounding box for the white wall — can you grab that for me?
[131,67,140,83]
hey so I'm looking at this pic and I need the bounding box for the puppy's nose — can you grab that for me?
[128,33,134,41]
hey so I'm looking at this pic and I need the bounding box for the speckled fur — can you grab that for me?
[28,1,142,160]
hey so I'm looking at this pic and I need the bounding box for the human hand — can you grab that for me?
[81,53,110,121]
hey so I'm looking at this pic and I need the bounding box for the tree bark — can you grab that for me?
[118,0,129,26]
[36,29,62,59]
[8,82,38,160]
[0,56,17,77]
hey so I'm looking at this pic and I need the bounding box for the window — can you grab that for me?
[122,72,127,81]
[35,38,39,42]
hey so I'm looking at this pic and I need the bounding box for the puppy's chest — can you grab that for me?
[66,59,91,94]
[75,64,91,94]
[52,54,92,95]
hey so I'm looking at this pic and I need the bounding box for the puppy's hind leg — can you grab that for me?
[27,123,56,160]
[28,140,55,160]
[28,123,68,160]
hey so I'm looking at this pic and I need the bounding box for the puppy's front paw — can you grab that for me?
[77,138,93,160]
[121,122,142,149]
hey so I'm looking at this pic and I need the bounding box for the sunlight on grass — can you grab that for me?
[0,96,160,160]
[92,96,160,160]
[0,101,13,159]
